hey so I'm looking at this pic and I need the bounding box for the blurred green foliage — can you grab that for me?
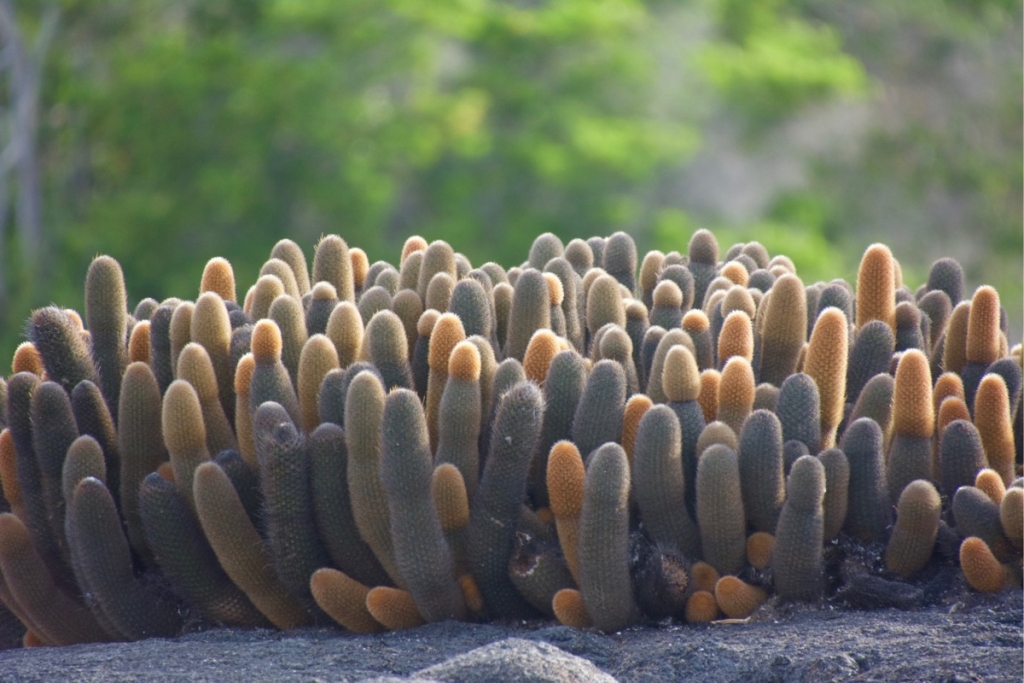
[1,0,1019,363]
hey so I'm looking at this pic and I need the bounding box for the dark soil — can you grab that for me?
[1,590,1019,682]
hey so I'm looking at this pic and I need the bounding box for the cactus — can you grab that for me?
[532,350,587,508]
[715,576,767,618]
[621,393,653,465]
[772,455,825,601]
[425,313,466,452]
[177,343,237,456]
[578,443,642,632]
[959,536,1011,593]
[804,307,848,448]
[962,286,1001,408]
[66,477,182,640]
[684,590,719,623]
[926,257,964,306]
[603,231,638,292]
[469,382,544,619]
[688,229,719,307]
[547,440,586,585]
[564,238,594,277]
[846,321,895,408]
[545,257,584,352]
[307,423,389,587]
[818,448,850,542]
[523,329,561,385]
[138,472,268,628]
[894,301,924,352]
[572,359,626,460]
[162,379,212,512]
[309,568,382,634]
[942,301,971,375]
[363,309,413,391]
[269,239,310,295]
[502,269,551,361]
[253,402,329,618]
[717,356,755,436]
[312,235,354,303]
[508,534,575,618]
[753,274,806,387]
[952,486,1014,562]
[886,349,934,502]
[324,301,364,370]
[856,243,896,332]
[696,444,746,575]
[0,512,107,645]
[435,341,483,500]
[69,380,120,502]
[938,419,987,498]
[249,319,301,424]
[974,374,1016,485]
[416,240,457,302]
[83,256,130,416]
[528,232,565,270]
[28,307,98,395]
[738,410,785,534]
[775,373,821,455]
[746,532,774,570]
[191,292,235,424]
[999,487,1023,550]
[632,404,702,558]
[974,468,1005,504]
[647,328,696,404]
[639,250,665,309]
[425,271,455,312]
[260,258,301,299]
[718,310,753,366]
[449,277,493,342]
[841,418,890,543]
[884,480,941,578]
[379,389,466,622]
[192,462,311,630]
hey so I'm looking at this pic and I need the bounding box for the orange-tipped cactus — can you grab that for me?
[856,243,896,332]
[804,307,848,448]
[959,537,1010,593]
[714,576,766,619]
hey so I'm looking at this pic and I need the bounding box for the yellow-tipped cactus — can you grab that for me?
[804,307,848,448]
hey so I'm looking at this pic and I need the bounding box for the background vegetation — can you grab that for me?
[1,0,1020,361]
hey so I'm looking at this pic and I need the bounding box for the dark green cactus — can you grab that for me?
[772,455,825,601]
[380,389,466,622]
[363,309,413,391]
[586,274,626,347]
[435,341,483,500]
[632,404,701,558]
[571,359,626,461]
[925,257,964,307]
[603,231,638,292]
[70,380,120,508]
[952,486,1015,562]
[528,232,565,270]
[138,473,269,627]
[0,512,108,645]
[564,238,594,277]
[449,277,493,342]
[31,381,80,572]
[66,477,182,640]
[312,234,354,303]
[817,447,849,542]
[308,422,391,587]
[468,381,544,620]
[578,442,642,632]
[775,373,821,455]
[253,401,329,619]
[687,229,719,308]
[848,372,895,435]
[738,409,785,534]
[846,321,895,407]
[84,255,129,417]
[62,435,106,508]
[416,240,457,302]
[248,319,301,424]
[696,444,746,575]
[28,307,98,395]
[504,268,551,361]
[840,417,891,543]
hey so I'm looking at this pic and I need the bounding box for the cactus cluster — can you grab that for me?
[0,231,1020,648]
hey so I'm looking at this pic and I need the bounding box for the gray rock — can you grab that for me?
[415,638,618,683]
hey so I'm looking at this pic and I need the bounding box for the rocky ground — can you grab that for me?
[1,589,1019,682]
